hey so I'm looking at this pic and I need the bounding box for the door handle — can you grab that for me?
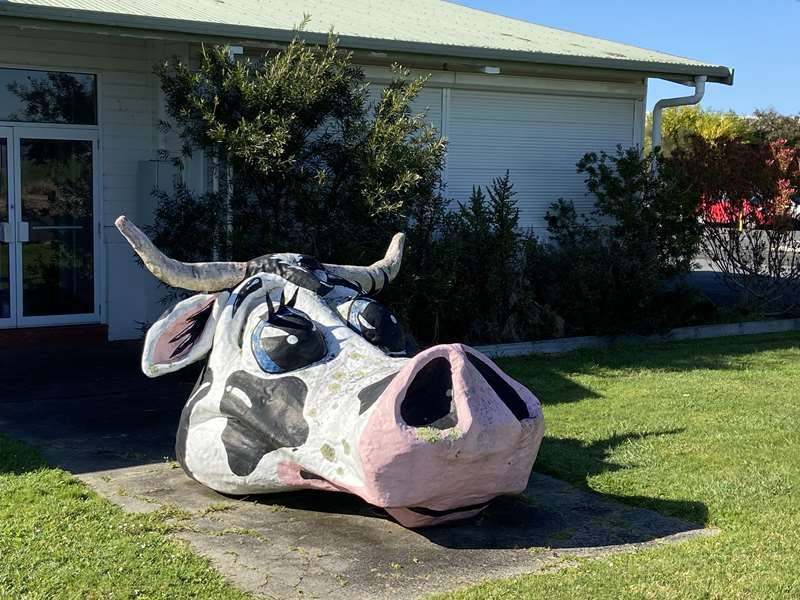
[18,221,29,243]
[0,222,11,243]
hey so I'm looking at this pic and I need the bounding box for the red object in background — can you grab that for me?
[702,197,771,226]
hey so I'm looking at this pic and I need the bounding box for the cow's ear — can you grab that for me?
[142,292,229,377]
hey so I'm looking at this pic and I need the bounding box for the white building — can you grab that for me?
[0,0,733,340]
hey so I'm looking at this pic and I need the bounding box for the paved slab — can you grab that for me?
[1,342,717,600]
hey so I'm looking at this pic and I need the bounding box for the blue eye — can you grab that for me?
[345,297,407,355]
[251,321,284,373]
[251,307,327,373]
[347,298,374,334]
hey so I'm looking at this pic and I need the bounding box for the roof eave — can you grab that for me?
[0,4,735,85]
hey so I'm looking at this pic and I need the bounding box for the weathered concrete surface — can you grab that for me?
[0,342,717,599]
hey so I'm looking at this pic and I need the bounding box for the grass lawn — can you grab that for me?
[440,332,800,599]
[0,435,249,599]
[2,333,800,599]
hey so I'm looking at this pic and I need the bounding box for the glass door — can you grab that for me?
[0,127,16,327]
[12,128,100,326]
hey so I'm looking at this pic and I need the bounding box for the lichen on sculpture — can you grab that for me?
[116,215,545,528]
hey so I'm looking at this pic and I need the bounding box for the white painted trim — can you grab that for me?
[0,127,18,328]
[360,65,645,99]
[0,120,99,130]
[633,98,645,150]
[9,127,102,328]
[440,87,450,187]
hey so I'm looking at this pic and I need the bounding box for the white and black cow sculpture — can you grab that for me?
[116,215,544,528]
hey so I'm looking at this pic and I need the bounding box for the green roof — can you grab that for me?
[0,0,734,84]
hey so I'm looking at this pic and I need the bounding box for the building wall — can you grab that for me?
[0,27,645,340]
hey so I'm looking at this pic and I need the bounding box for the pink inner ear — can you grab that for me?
[152,300,215,365]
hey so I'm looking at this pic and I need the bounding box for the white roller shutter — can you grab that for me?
[446,89,638,232]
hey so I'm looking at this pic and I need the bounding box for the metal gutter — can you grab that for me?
[651,76,707,150]
[0,4,735,85]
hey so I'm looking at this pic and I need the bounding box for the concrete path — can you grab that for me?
[1,342,716,600]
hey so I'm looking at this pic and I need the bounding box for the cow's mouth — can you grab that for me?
[406,500,491,517]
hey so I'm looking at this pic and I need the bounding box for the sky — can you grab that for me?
[452,0,799,115]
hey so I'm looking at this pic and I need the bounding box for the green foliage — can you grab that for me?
[751,108,800,146]
[646,105,753,154]
[153,36,563,345]
[425,173,561,344]
[529,147,706,335]
[154,35,446,264]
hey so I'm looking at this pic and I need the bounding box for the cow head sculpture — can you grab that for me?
[116,215,544,527]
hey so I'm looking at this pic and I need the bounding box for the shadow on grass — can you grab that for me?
[535,428,708,526]
[7,333,781,549]
[500,331,800,405]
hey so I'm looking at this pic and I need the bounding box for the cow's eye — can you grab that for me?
[340,297,407,356]
[251,307,327,373]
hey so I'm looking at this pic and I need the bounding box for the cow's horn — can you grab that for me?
[322,233,405,293]
[115,215,247,291]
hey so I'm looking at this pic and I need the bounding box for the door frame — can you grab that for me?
[8,126,102,327]
[0,126,17,328]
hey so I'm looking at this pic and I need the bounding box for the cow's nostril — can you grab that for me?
[400,357,458,429]
[466,353,529,420]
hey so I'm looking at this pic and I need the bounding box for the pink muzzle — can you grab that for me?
[358,344,544,527]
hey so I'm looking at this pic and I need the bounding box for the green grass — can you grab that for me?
[439,332,800,599]
[0,435,250,599]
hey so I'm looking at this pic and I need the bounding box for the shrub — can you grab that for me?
[750,109,800,147]
[437,173,561,343]
[150,35,710,343]
[646,105,753,154]
[528,147,705,335]
[153,34,446,265]
[672,136,800,312]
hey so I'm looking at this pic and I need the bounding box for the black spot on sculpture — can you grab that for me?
[220,371,309,477]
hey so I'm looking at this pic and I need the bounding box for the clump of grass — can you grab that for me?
[208,528,268,543]
[197,502,237,518]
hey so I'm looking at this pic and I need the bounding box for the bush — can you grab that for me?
[527,147,706,335]
[427,174,561,344]
[672,136,800,312]
[646,105,753,154]
[153,34,446,265]
[750,109,800,147]
[151,35,709,344]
